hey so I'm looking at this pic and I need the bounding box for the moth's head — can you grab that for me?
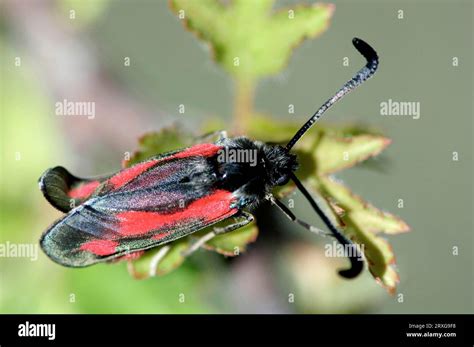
[262,145,298,187]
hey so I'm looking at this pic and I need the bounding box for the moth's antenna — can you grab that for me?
[286,38,379,151]
[290,173,364,279]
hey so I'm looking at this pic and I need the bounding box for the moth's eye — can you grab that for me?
[275,175,289,186]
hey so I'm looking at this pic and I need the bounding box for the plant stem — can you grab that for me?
[232,78,255,135]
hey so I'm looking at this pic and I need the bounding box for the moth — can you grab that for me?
[39,38,378,278]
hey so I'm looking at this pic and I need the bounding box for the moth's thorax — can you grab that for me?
[212,137,298,207]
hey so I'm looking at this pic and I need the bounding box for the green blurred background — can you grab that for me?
[0,0,472,313]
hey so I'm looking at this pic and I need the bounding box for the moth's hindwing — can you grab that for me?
[38,166,108,212]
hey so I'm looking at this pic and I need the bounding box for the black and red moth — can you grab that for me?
[39,38,378,279]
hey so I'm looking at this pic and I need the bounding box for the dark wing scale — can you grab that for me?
[40,143,238,267]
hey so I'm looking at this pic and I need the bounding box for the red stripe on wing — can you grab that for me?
[80,240,119,256]
[109,160,159,189]
[109,143,222,190]
[116,190,237,236]
[68,181,101,199]
[171,143,221,159]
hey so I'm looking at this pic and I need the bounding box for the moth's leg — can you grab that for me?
[148,245,171,277]
[126,246,170,279]
[266,194,331,237]
[195,130,228,143]
[181,211,254,257]
[213,211,254,234]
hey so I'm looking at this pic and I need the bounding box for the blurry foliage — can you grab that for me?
[57,0,111,28]
[278,242,383,313]
[124,0,411,294]
[170,0,335,133]
[169,0,334,80]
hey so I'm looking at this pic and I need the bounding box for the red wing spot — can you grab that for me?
[80,240,119,256]
[68,181,100,199]
[171,143,221,159]
[116,190,237,236]
[109,160,158,189]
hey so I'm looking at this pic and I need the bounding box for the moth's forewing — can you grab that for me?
[40,144,239,267]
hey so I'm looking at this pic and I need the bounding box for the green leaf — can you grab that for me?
[128,220,259,279]
[313,134,392,175]
[246,113,383,145]
[314,177,409,293]
[246,114,389,195]
[128,240,190,279]
[195,219,258,256]
[124,126,190,168]
[247,113,301,143]
[318,177,410,235]
[170,0,334,80]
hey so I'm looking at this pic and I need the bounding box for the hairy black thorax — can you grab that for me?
[210,137,298,208]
